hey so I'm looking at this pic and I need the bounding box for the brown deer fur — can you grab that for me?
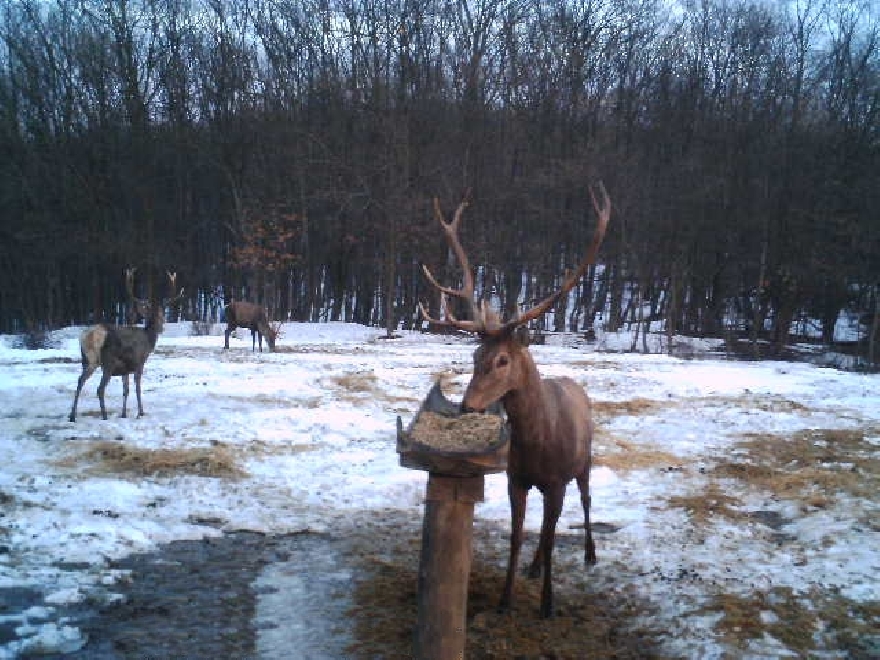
[464,331,596,618]
[69,270,181,422]
[69,305,165,421]
[224,301,277,352]
[420,184,610,617]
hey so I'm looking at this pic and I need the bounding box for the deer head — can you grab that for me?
[420,182,610,411]
[126,268,184,325]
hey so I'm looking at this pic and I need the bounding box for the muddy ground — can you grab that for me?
[8,509,664,660]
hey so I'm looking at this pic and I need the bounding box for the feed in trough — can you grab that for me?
[410,412,503,452]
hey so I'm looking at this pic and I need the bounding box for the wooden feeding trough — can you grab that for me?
[397,381,509,660]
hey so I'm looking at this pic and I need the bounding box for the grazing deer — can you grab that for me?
[420,184,610,618]
[69,272,182,422]
[223,301,278,352]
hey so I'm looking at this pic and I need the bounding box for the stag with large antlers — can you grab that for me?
[69,271,183,422]
[420,184,610,618]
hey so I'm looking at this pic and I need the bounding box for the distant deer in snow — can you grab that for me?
[69,271,182,422]
[223,301,278,352]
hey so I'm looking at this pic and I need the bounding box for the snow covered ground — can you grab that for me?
[0,322,877,658]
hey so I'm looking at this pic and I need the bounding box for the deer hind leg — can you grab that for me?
[576,469,597,566]
[535,484,566,619]
[120,374,130,418]
[224,324,233,349]
[499,480,528,612]
[134,371,144,417]
[68,362,97,422]
[97,370,112,420]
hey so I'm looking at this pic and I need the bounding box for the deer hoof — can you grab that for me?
[527,564,541,579]
[68,415,75,423]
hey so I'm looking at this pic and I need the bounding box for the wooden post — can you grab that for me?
[414,474,485,660]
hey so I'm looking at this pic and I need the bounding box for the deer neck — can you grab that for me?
[145,315,163,350]
[501,352,548,447]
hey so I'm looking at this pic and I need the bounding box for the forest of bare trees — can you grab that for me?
[1,0,877,361]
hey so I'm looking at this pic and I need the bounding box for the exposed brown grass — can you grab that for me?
[698,587,880,657]
[60,441,246,479]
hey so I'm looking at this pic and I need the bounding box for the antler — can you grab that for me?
[419,193,488,333]
[420,182,610,337]
[498,181,610,334]
[125,267,152,323]
[165,270,185,301]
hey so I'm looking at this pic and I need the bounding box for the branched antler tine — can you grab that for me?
[418,297,481,333]
[433,196,476,306]
[506,181,611,330]
[421,264,465,299]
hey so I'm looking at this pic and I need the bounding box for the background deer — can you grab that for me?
[69,272,182,422]
[420,184,610,618]
[223,301,278,352]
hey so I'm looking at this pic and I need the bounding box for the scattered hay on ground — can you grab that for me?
[430,368,469,392]
[710,426,880,506]
[666,483,746,524]
[325,370,382,400]
[697,587,880,658]
[324,370,419,405]
[594,432,685,472]
[344,513,665,660]
[210,438,316,460]
[698,394,811,414]
[591,398,664,420]
[569,359,625,371]
[59,441,246,479]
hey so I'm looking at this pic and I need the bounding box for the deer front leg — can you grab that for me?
[224,324,233,349]
[537,485,565,619]
[134,371,144,418]
[500,480,528,612]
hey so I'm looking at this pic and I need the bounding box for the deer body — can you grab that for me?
[69,270,180,422]
[420,183,610,618]
[224,301,277,352]
[464,337,595,618]
[69,306,165,421]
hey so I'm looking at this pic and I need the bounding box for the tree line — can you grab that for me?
[1,0,878,362]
